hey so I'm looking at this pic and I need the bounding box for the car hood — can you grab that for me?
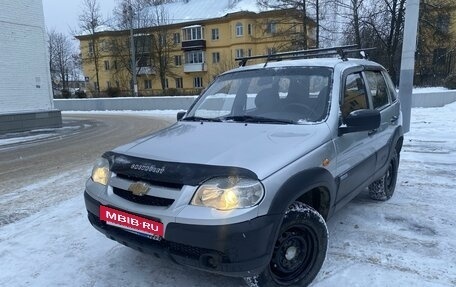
[112,121,331,180]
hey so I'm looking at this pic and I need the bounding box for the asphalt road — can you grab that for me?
[0,114,174,225]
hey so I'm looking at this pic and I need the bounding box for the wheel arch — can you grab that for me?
[268,167,337,220]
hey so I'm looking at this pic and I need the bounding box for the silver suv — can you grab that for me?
[84,46,403,287]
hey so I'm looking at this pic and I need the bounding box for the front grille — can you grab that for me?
[113,187,174,207]
[116,174,183,190]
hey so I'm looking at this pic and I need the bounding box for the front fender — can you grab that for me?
[267,167,337,219]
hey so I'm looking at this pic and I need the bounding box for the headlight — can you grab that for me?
[191,176,264,210]
[91,158,111,186]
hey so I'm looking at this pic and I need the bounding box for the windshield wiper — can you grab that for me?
[221,115,295,124]
[182,116,222,122]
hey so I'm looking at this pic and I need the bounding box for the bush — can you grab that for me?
[61,89,71,99]
[75,89,87,98]
[443,74,456,89]
[105,87,121,97]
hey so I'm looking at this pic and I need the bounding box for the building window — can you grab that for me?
[211,28,219,40]
[212,52,220,63]
[236,22,243,37]
[185,50,204,64]
[437,14,450,34]
[173,32,181,44]
[88,41,94,55]
[267,47,277,55]
[235,49,244,58]
[104,60,110,70]
[107,81,111,88]
[248,23,252,35]
[174,55,182,66]
[267,21,277,34]
[194,77,203,88]
[248,48,252,57]
[175,78,183,89]
[182,26,204,41]
[433,48,447,66]
[113,60,118,70]
[144,80,152,89]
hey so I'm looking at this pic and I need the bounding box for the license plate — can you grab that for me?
[100,206,164,237]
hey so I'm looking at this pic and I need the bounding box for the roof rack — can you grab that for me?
[235,45,376,67]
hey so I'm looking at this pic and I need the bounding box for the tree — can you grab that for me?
[78,0,104,97]
[48,30,75,95]
[334,0,367,48]
[361,0,406,83]
[257,0,333,49]
[415,0,456,86]
[149,5,177,90]
[110,1,178,92]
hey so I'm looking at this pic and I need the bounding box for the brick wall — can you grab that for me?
[0,0,53,113]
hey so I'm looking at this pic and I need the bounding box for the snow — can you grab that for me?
[412,87,448,93]
[149,0,264,24]
[1,102,456,286]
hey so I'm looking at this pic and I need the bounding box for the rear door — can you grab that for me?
[363,69,400,170]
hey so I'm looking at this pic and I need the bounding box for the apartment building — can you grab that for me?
[76,1,314,97]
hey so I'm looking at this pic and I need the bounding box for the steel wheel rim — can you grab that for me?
[270,225,319,284]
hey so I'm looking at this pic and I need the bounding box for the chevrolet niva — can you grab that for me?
[84,46,403,287]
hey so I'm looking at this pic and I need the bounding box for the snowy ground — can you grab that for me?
[1,103,456,286]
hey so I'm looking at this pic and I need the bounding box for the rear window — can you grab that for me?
[365,71,390,109]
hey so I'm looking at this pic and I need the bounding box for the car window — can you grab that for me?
[186,67,333,123]
[364,71,390,109]
[382,71,398,102]
[341,73,368,118]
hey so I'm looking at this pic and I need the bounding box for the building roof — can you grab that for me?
[151,0,265,24]
[77,0,267,37]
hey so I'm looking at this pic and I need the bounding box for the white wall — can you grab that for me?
[0,0,53,113]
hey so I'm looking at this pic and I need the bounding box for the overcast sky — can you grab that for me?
[42,0,117,35]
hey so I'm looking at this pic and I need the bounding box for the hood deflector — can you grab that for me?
[103,151,258,186]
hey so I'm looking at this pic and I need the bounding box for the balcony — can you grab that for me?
[184,63,207,73]
[137,67,155,75]
[182,39,206,51]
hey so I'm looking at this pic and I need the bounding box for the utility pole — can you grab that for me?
[399,0,420,133]
[128,1,138,97]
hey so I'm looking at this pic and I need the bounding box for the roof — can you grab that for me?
[148,0,265,25]
[222,57,383,75]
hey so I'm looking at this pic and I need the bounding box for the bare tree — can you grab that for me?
[48,30,77,95]
[359,0,406,83]
[334,0,367,48]
[149,5,177,90]
[257,0,332,48]
[78,0,104,96]
[113,0,156,30]
[415,0,456,86]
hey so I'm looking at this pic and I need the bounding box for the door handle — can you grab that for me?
[368,129,377,136]
[390,116,398,123]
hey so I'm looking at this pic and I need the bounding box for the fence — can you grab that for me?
[54,90,456,111]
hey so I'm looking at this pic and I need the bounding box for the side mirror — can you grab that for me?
[177,111,186,121]
[339,109,380,135]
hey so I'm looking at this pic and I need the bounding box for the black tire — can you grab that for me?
[368,151,399,201]
[244,202,328,287]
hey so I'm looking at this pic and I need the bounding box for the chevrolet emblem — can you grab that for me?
[128,182,151,196]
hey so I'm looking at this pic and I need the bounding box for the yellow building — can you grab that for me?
[76,6,314,97]
[416,0,456,85]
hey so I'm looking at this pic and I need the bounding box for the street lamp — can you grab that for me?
[125,1,138,97]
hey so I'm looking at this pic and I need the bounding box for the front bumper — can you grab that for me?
[84,190,281,277]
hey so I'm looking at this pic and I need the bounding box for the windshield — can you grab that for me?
[185,67,333,124]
